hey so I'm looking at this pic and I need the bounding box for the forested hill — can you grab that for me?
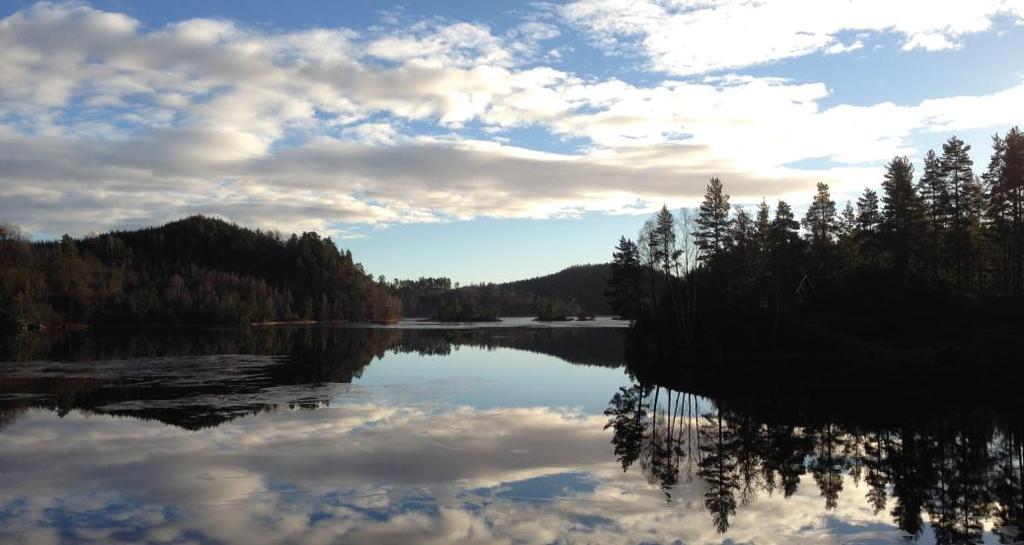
[0,216,401,331]
[503,264,612,315]
[392,263,612,319]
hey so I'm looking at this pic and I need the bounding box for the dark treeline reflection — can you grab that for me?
[0,326,625,430]
[605,381,1024,543]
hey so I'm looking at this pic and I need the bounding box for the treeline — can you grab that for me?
[0,216,401,331]
[607,128,1024,349]
[390,264,610,321]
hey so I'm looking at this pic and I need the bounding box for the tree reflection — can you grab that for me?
[0,326,626,431]
[604,381,1024,541]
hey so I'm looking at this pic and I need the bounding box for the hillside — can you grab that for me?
[503,264,612,315]
[393,263,612,319]
[0,216,401,330]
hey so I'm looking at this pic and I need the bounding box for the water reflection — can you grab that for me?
[605,381,1024,543]
[0,325,1022,544]
[0,326,623,430]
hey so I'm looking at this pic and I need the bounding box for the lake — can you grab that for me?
[0,320,1021,544]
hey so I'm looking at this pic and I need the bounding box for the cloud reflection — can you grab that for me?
[0,400,914,545]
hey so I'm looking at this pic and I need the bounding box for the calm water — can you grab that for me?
[0,321,1021,544]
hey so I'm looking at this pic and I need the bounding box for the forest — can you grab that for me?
[0,216,401,330]
[390,263,610,321]
[606,128,1024,358]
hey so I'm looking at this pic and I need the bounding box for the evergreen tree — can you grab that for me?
[880,156,924,276]
[990,127,1024,294]
[855,188,883,266]
[771,200,800,247]
[856,188,882,233]
[732,206,754,251]
[940,136,979,287]
[837,200,858,265]
[653,205,680,274]
[838,201,856,239]
[606,237,644,320]
[749,199,771,272]
[802,182,838,247]
[695,177,733,265]
[731,206,756,284]
[917,149,947,279]
[754,199,772,250]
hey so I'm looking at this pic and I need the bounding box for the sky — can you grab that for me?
[1,1,1023,284]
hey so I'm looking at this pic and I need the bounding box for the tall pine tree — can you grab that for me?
[940,136,979,287]
[880,156,924,277]
[695,177,733,265]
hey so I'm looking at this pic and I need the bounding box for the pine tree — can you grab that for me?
[1005,127,1024,294]
[983,134,1010,287]
[753,199,773,279]
[732,206,754,250]
[731,206,755,283]
[940,136,979,287]
[768,199,802,296]
[653,205,679,274]
[917,149,947,279]
[771,200,800,246]
[694,177,733,265]
[837,200,858,265]
[880,156,924,276]
[856,188,882,233]
[606,237,643,319]
[802,182,838,246]
[838,201,856,239]
[754,199,772,249]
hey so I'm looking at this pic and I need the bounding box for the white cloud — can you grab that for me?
[562,0,1024,75]
[0,2,1021,239]
[825,40,865,55]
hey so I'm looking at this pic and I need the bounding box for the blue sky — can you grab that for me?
[1,1,1023,283]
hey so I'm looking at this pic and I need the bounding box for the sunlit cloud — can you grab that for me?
[0,1,1022,238]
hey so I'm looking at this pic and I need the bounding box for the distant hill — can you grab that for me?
[0,216,401,330]
[502,264,612,315]
[393,263,613,319]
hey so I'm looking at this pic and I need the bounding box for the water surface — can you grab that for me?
[0,323,1020,544]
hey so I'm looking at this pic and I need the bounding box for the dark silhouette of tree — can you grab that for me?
[606,237,644,320]
[811,422,847,510]
[802,182,838,247]
[885,427,938,539]
[880,156,924,276]
[854,187,883,266]
[605,384,649,471]
[653,205,680,275]
[1005,127,1024,294]
[930,423,993,545]
[695,177,733,266]
[698,411,740,533]
[940,137,981,287]
[802,182,839,276]
[986,127,1024,294]
[918,149,948,278]
[730,206,758,286]
[770,200,801,247]
[863,432,891,514]
[754,199,772,253]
